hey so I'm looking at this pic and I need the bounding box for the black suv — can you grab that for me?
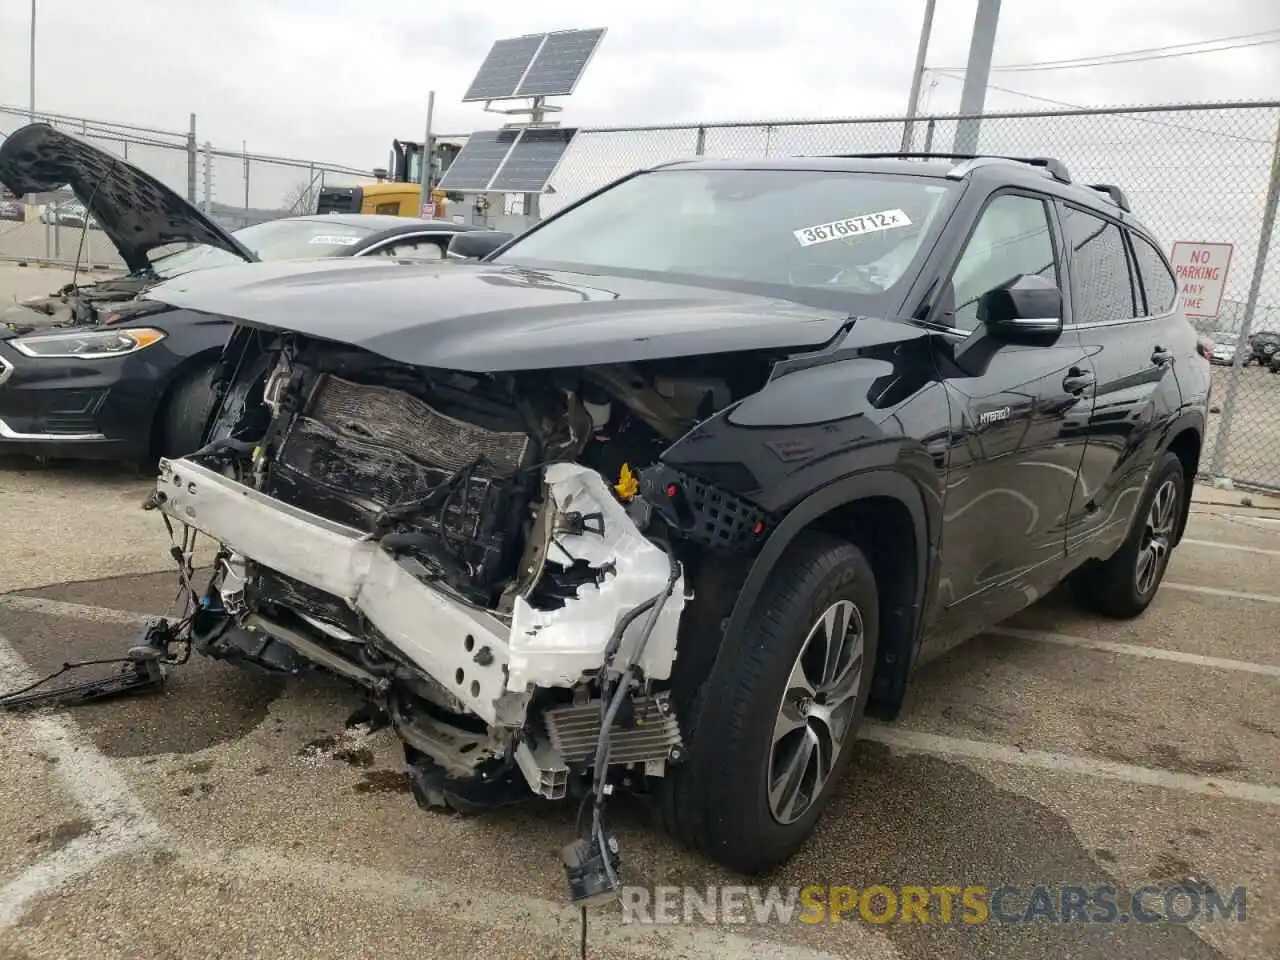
[1252,331,1280,366]
[142,152,1208,877]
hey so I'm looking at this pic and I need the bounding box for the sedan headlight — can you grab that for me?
[10,327,166,359]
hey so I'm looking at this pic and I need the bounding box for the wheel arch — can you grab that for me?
[1162,411,1204,546]
[721,469,933,721]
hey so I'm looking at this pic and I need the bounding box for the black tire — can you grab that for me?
[1072,451,1186,619]
[155,360,218,460]
[655,531,879,874]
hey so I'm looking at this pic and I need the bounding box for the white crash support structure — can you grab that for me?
[153,458,684,728]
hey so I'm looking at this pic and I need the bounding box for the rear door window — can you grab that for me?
[1060,206,1140,324]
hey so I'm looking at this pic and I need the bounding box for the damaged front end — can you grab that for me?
[148,328,777,816]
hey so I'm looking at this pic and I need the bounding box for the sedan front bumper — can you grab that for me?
[0,343,157,459]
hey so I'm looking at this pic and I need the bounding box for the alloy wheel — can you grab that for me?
[1136,478,1178,596]
[768,600,865,825]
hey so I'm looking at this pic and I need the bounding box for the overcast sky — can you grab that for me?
[0,0,1276,169]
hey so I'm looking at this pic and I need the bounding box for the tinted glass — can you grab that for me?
[496,168,959,307]
[1128,231,1177,315]
[943,194,1057,332]
[1061,206,1138,323]
[152,218,380,278]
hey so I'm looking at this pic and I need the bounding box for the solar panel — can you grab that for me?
[513,28,606,99]
[489,128,579,193]
[461,34,546,102]
[436,129,520,192]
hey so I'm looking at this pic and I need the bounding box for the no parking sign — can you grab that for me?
[1169,241,1233,318]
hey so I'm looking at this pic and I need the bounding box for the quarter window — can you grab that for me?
[1060,206,1139,323]
[942,194,1058,332]
[1128,232,1177,315]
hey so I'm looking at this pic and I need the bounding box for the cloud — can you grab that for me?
[0,0,1277,175]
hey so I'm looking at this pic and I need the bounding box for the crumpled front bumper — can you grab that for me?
[152,458,685,727]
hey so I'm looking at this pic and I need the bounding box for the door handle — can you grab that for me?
[1062,367,1095,394]
[1151,346,1174,365]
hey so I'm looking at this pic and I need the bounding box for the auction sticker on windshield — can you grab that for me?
[793,209,912,247]
[308,235,361,245]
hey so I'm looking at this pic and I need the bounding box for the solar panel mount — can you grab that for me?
[459,28,606,104]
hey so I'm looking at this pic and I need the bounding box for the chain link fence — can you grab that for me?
[0,105,373,270]
[1,100,1277,491]
[543,101,1280,493]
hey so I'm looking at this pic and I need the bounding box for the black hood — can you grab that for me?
[143,258,853,372]
[0,123,256,274]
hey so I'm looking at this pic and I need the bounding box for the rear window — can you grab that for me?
[495,168,960,309]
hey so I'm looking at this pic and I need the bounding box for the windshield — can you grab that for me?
[493,167,958,307]
[151,218,381,278]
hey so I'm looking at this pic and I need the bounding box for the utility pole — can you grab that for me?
[28,0,37,120]
[953,0,1002,155]
[900,0,937,152]
[418,91,436,218]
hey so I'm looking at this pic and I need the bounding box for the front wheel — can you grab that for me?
[155,360,219,461]
[656,531,879,874]
[1072,451,1186,618]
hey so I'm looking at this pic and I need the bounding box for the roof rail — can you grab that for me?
[829,152,1072,185]
[1088,183,1131,212]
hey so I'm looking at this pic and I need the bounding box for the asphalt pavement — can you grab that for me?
[0,455,1276,960]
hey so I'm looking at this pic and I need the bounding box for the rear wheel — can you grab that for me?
[656,531,878,873]
[155,360,218,461]
[1072,451,1186,618]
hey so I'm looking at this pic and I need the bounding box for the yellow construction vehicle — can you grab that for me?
[315,139,464,218]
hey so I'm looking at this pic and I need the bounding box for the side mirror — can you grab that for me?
[448,230,514,260]
[979,274,1063,343]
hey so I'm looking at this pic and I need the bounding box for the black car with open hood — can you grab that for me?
[0,123,482,463]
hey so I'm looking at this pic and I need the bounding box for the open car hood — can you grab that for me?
[0,123,256,274]
[143,258,853,371]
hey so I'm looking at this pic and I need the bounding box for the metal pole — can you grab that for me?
[1210,115,1280,481]
[953,0,1002,155]
[186,114,197,203]
[900,0,937,152]
[525,97,544,222]
[28,0,36,121]
[418,91,435,218]
[201,141,212,213]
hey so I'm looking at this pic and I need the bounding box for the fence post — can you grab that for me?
[923,118,936,153]
[1210,114,1280,481]
[186,114,197,203]
[694,126,706,157]
[243,142,250,215]
[202,141,213,212]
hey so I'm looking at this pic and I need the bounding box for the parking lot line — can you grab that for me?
[862,724,1280,806]
[1163,581,1280,605]
[988,626,1280,677]
[175,844,885,960]
[0,594,152,624]
[0,632,161,931]
[1181,537,1280,558]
